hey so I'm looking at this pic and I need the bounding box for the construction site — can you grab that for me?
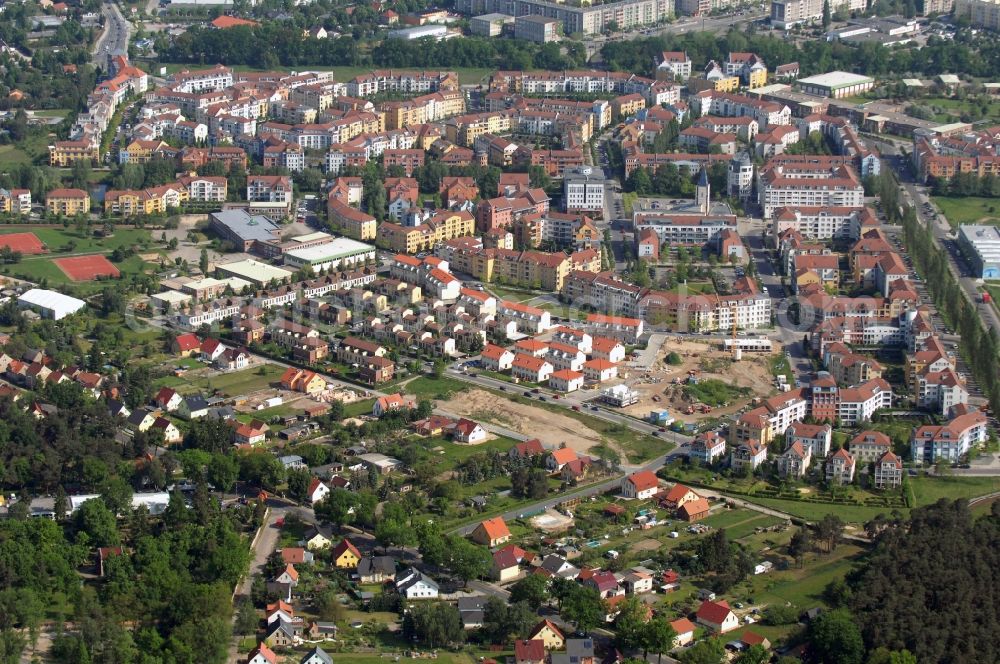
[618,335,783,426]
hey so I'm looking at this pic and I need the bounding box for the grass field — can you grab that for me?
[0,227,153,254]
[752,544,864,609]
[158,364,285,397]
[739,495,899,523]
[933,196,1000,228]
[0,144,31,166]
[488,285,537,302]
[402,375,467,400]
[909,475,1000,506]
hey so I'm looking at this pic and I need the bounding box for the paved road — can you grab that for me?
[93,2,131,65]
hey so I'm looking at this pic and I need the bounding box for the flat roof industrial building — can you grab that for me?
[283,237,376,272]
[17,288,87,320]
[209,210,282,252]
[797,71,875,99]
[215,259,294,286]
[958,225,1000,279]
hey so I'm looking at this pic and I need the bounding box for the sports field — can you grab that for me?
[54,255,121,281]
[0,232,46,254]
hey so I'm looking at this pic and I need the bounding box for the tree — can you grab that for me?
[814,514,844,553]
[208,453,239,493]
[199,248,209,274]
[509,574,548,610]
[446,536,491,586]
[822,0,831,27]
[614,596,648,652]
[402,602,464,648]
[734,645,770,664]
[314,588,345,623]
[644,616,677,662]
[865,648,918,664]
[788,527,812,567]
[679,638,725,664]
[233,598,258,637]
[561,585,604,634]
[806,609,864,664]
[74,499,120,547]
[286,468,312,503]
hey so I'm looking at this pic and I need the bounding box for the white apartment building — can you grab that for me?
[837,378,893,426]
[632,214,738,245]
[758,162,865,219]
[563,167,606,215]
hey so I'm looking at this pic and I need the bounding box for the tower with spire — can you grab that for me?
[696,166,710,214]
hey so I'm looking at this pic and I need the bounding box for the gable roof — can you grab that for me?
[530,618,564,641]
[626,470,658,492]
[514,639,546,661]
[697,599,733,624]
[477,516,511,541]
[549,447,578,465]
[332,538,362,560]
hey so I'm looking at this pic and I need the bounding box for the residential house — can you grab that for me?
[299,647,334,664]
[357,556,397,583]
[873,450,903,489]
[621,570,654,595]
[510,438,545,460]
[171,333,201,356]
[481,343,515,371]
[471,517,511,547]
[246,644,278,664]
[620,470,659,500]
[546,447,578,471]
[849,430,892,463]
[154,387,183,412]
[492,544,524,583]
[331,539,362,568]
[696,599,739,633]
[373,393,411,417]
[777,441,812,479]
[689,431,727,465]
[671,617,697,647]
[395,567,439,599]
[825,448,855,485]
[730,439,768,473]
[678,497,710,521]
[452,418,487,443]
[307,478,330,505]
[511,353,554,383]
[528,619,565,650]
[151,417,181,444]
[660,483,701,510]
[785,422,832,458]
[514,639,546,664]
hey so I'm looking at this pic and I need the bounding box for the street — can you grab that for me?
[93,2,131,66]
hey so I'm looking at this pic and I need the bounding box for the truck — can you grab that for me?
[981,291,992,304]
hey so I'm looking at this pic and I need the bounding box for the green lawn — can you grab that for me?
[753,544,864,609]
[402,375,467,400]
[622,191,638,216]
[487,285,537,302]
[738,495,897,524]
[2,227,154,255]
[909,475,1000,507]
[0,143,31,166]
[157,364,285,397]
[932,196,1000,228]
[659,281,716,295]
[769,355,794,384]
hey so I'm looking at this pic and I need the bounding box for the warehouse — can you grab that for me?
[796,71,875,99]
[282,238,376,273]
[18,288,87,320]
[958,225,1000,279]
[387,24,449,40]
[215,259,294,286]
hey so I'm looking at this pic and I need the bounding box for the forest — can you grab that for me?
[844,500,1000,664]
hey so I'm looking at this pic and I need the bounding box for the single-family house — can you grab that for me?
[154,387,183,412]
[514,639,546,664]
[528,618,565,650]
[471,516,511,547]
[357,556,397,583]
[395,567,439,599]
[452,418,487,443]
[331,539,362,568]
[546,447,578,471]
[696,599,739,633]
[671,617,697,646]
[621,470,659,500]
[307,477,330,505]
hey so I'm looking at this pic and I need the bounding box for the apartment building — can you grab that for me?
[772,206,877,241]
[48,140,99,167]
[104,184,188,216]
[177,174,228,203]
[632,214,738,245]
[328,199,377,241]
[656,51,692,81]
[911,410,988,464]
[45,189,91,216]
[758,157,865,219]
[457,0,674,35]
[377,210,476,254]
[247,175,294,220]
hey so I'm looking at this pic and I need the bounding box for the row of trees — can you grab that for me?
[161,25,587,71]
[880,171,1000,418]
[601,26,1000,81]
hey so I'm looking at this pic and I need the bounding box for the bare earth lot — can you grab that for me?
[439,388,606,454]
[622,337,779,424]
